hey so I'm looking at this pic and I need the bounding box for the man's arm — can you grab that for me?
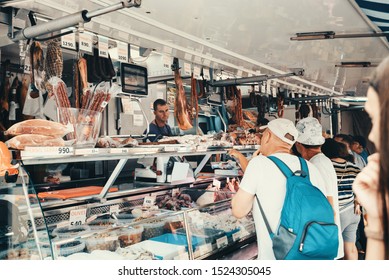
[231,188,254,218]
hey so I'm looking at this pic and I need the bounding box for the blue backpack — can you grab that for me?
[255,156,339,260]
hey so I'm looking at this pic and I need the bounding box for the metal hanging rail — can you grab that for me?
[209,69,304,87]
[9,0,141,41]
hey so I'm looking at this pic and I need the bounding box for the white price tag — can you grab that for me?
[184,63,192,76]
[232,231,242,242]
[213,178,221,189]
[74,148,102,155]
[163,55,171,68]
[203,68,210,80]
[133,114,144,127]
[98,36,109,58]
[254,85,259,92]
[23,56,32,74]
[266,83,271,95]
[261,84,266,94]
[100,100,109,108]
[61,30,76,50]
[174,253,189,260]
[216,236,228,248]
[236,70,243,77]
[69,208,87,226]
[117,41,128,63]
[79,32,93,53]
[110,205,120,215]
[143,195,156,207]
[22,146,74,157]
[198,243,213,255]
[110,148,129,154]
[272,87,277,97]
[193,66,201,79]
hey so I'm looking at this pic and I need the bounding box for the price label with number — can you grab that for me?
[184,63,192,76]
[69,208,87,226]
[98,36,109,58]
[79,32,93,53]
[23,56,32,74]
[193,66,201,79]
[22,146,74,157]
[163,55,171,68]
[117,41,128,63]
[232,231,242,242]
[216,236,228,249]
[61,30,76,50]
[143,195,156,207]
[203,68,210,80]
[213,178,221,189]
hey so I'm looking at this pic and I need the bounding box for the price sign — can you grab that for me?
[22,146,74,157]
[216,236,228,249]
[163,55,171,68]
[184,63,192,76]
[203,68,210,80]
[143,195,156,207]
[98,36,109,58]
[117,41,128,63]
[23,56,32,74]
[110,205,120,215]
[79,32,93,53]
[213,178,221,189]
[272,87,277,98]
[109,148,129,154]
[261,84,266,94]
[236,70,243,77]
[61,30,76,50]
[232,231,242,242]
[69,208,87,226]
[198,243,213,255]
[193,66,201,79]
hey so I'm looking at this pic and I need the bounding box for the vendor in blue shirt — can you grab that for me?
[144,99,173,142]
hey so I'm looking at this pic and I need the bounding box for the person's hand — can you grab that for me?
[228,149,241,159]
[352,153,381,225]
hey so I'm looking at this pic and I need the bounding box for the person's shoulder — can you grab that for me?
[310,153,333,167]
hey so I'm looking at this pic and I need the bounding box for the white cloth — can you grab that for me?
[239,153,327,260]
[351,151,366,170]
[310,153,344,259]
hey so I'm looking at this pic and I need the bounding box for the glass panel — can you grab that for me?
[49,208,190,260]
[0,167,52,260]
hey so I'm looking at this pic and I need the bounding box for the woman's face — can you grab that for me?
[365,87,381,150]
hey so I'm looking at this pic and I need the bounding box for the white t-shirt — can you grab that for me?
[239,153,327,260]
[310,153,344,259]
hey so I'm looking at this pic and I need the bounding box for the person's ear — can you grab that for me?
[261,130,271,144]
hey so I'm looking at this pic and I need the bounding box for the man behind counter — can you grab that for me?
[144,99,173,142]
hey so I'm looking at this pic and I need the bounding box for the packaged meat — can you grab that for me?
[6,134,65,150]
[5,119,73,137]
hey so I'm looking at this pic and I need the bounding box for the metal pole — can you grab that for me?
[10,0,141,41]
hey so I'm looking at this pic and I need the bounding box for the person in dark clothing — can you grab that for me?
[144,99,172,142]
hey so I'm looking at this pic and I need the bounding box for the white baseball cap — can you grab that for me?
[260,118,298,145]
[296,117,325,145]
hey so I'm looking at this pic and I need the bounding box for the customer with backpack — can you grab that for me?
[295,117,344,260]
[232,118,338,260]
[322,139,361,260]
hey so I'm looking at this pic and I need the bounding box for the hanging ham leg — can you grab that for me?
[173,63,192,130]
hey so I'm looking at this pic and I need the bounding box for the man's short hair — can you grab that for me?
[353,135,367,148]
[153,99,167,111]
[334,134,353,146]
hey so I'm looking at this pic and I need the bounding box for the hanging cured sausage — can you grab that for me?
[172,58,193,130]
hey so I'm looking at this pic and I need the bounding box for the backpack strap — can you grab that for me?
[255,195,274,238]
[267,156,294,178]
[298,157,310,181]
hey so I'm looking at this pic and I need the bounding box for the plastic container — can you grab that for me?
[87,218,115,231]
[163,216,184,233]
[150,233,205,251]
[52,225,91,239]
[142,220,165,240]
[84,233,119,252]
[176,227,225,244]
[52,240,86,257]
[117,225,144,247]
[111,213,135,225]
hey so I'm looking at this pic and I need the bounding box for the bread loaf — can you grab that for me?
[6,134,65,150]
[6,119,72,137]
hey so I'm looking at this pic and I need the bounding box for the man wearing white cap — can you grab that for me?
[232,118,327,260]
[295,117,344,260]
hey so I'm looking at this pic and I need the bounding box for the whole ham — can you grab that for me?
[173,59,192,130]
[6,134,65,150]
